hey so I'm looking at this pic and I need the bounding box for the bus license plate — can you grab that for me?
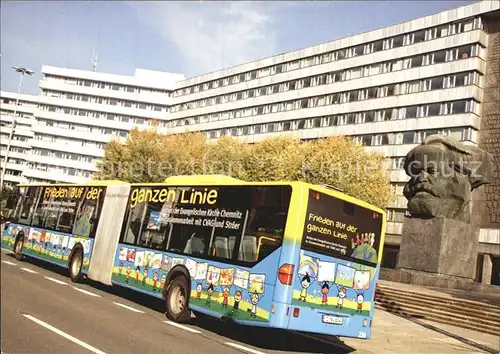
[322,315,343,325]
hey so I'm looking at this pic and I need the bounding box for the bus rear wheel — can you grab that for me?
[69,247,84,283]
[13,235,24,261]
[165,276,190,323]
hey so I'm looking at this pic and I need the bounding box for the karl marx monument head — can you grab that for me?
[403,135,493,223]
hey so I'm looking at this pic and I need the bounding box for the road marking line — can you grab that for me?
[44,276,67,285]
[225,343,267,354]
[2,260,17,265]
[163,320,201,333]
[1,247,13,252]
[23,314,106,354]
[73,287,101,297]
[113,302,144,313]
[21,267,37,274]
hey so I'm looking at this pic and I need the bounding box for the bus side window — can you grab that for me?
[209,225,241,260]
[168,224,211,257]
[5,189,21,219]
[18,188,39,225]
[256,236,280,262]
[237,216,279,262]
[45,213,58,229]
[343,201,355,216]
[209,234,238,260]
[238,236,258,262]
[58,211,75,233]
[31,189,49,228]
[121,202,146,245]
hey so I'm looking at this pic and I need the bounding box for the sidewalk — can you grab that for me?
[343,309,500,354]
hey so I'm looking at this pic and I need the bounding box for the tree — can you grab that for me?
[162,131,208,177]
[203,136,249,179]
[94,128,207,183]
[243,135,305,182]
[299,136,393,209]
[95,130,393,209]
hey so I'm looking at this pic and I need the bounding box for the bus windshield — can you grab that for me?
[301,189,383,267]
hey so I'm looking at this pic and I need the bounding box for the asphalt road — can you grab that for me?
[0,249,353,354]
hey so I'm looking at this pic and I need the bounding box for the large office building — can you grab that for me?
[1,1,498,283]
[163,0,500,282]
[0,90,38,187]
[22,66,185,184]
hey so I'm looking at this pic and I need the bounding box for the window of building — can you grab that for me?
[432,76,444,90]
[402,131,415,144]
[428,103,441,117]
[405,106,418,119]
[452,100,467,114]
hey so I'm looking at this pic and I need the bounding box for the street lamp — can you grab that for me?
[0,66,35,191]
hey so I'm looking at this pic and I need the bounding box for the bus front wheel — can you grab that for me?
[165,276,190,323]
[69,247,84,283]
[13,235,24,261]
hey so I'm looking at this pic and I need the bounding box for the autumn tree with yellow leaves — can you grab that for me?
[95,129,393,208]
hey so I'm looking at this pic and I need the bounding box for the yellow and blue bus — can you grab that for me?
[2,175,386,339]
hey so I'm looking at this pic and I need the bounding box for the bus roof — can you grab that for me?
[309,183,386,216]
[140,175,385,216]
[163,174,246,185]
[17,180,127,188]
[16,175,385,215]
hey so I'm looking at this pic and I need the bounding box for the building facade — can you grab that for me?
[0,90,38,187]
[162,1,500,283]
[22,66,184,184]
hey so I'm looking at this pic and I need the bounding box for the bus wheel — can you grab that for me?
[13,235,24,261]
[69,247,84,283]
[165,276,190,323]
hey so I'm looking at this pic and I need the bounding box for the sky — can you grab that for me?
[1,0,477,95]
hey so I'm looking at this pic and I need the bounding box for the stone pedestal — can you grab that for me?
[398,217,479,280]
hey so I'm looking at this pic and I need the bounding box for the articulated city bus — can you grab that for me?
[2,175,386,339]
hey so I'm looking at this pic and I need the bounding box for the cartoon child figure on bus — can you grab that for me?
[232,290,242,313]
[250,292,261,318]
[196,283,203,299]
[119,261,123,276]
[356,293,364,313]
[337,287,347,309]
[125,265,132,283]
[221,287,230,309]
[142,267,148,287]
[299,273,312,302]
[320,282,330,306]
[152,272,159,291]
[206,284,214,307]
[135,266,140,284]
[39,230,46,255]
